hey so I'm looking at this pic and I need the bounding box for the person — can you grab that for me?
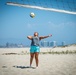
[27,32,52,68]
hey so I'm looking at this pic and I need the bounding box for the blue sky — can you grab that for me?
[0,0,76,46]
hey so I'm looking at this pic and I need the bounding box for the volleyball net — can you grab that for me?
[6,0,76,15]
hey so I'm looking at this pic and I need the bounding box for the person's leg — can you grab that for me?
[30,53,34,66]
[35,52,39,67]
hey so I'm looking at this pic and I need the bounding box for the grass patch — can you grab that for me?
[40,50,76,54]
[2,50,76,55]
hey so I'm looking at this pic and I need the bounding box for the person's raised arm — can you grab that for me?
[27,36,33,40]
[39,34,52,40]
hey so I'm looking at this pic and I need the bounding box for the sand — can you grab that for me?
[0,46,76,75]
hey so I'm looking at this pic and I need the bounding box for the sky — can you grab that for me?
[0,0,76,46]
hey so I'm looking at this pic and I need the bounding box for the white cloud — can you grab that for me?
[27,23,36,29]
[48,21,76,29]
[27,23,31,28]
[66,22,76,26]
[48,21,64,29]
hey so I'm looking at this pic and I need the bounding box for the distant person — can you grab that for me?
[27,32,52,68]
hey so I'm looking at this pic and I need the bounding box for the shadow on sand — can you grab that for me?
[13,66,36,69]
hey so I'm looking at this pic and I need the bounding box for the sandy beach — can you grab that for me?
[0,45,76,75]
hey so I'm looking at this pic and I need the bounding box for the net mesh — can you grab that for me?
[6,0,76,14]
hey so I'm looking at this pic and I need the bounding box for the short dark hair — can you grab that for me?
[34,32,39,36]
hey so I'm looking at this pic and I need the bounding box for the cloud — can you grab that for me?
[66,22,76,26]
[27,23,32,29]
[27,23,36,29]
[48,21,64,29]
[48,21,76,29]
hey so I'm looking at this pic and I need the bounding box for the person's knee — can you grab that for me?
[31,54,34,58]
[35,55,38,59]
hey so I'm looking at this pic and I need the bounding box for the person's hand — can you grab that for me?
[48,34,52,37]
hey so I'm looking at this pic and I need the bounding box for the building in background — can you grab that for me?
[49,41,52,47]
[43,41,47,47]
[62,41,66,46]
[5,42,24,48]
[51,41,57,47]
[40,41,57,47]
